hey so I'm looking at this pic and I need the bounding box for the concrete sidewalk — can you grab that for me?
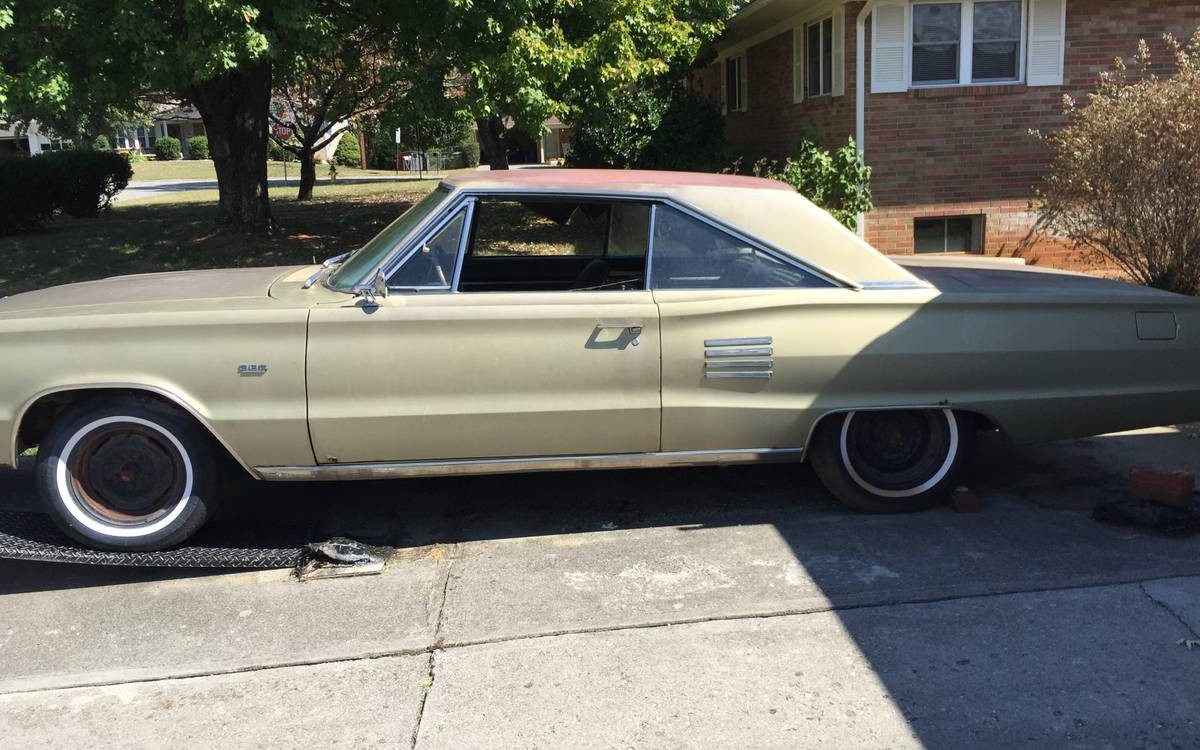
[1,427,1199,747]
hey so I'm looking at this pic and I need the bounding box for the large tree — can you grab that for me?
[1,1,352,232]
[270,2,425,200]
[428,0,730,169]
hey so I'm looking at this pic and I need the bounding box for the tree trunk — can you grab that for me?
[297,150,317,201]
[189,60,274,233]
[475,116,510,170]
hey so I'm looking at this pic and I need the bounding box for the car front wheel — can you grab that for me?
[35,398,219,551]
[809,409,973,513]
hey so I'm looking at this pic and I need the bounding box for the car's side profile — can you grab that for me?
[1,169,1197,551]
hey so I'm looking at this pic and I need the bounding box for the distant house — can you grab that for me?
[1,101,349,161]
[695,0,1200,267]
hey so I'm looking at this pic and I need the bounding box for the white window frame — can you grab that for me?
[804,15,836,98]
[909,0,1026,88]
[722,53,748,113]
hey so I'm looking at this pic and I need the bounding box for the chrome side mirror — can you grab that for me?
[356,269,389,305]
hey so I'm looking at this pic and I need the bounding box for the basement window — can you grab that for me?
[914,215,984,253]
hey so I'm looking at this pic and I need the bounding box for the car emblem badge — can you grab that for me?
[238,364,269,377]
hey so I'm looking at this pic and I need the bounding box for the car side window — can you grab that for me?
[457,197,651,293]
[388,208,467,289]
[649,205,833,290]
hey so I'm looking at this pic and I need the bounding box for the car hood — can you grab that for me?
[0,266,303,316]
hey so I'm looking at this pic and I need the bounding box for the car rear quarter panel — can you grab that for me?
[0,303,313,470]
[657,288,1200,452]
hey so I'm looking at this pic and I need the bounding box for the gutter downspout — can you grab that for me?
[855,0,881,239]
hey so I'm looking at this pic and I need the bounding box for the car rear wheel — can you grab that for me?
[809,409,972,513]
[35,398,219,551]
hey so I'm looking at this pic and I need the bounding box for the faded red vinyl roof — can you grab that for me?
[443,168,793,193]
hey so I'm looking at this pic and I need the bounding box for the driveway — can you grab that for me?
[1,427,1198,748]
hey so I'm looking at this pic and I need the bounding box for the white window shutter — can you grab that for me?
[793,28,805,102]
[739,55,749,111]
[831,6,846,96]
[871,2,908,93]
[1027,0,1066,86]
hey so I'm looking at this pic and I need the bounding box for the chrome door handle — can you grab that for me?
[597,322,643,336]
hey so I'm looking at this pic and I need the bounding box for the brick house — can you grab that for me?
[693,0,1200,267]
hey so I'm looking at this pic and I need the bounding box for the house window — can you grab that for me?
[136,126,156,151]
[911,0,1023,86]
[914,216,984,253]
[912,3,961,85]
[41,138,73,152]
[972,1,1022,81]
[724,54,746,112]
[806,16,834,97]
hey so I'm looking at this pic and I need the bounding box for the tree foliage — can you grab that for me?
[567,85,725,171]
[426,0,731,168]
[269,2,426,199]
[1027,29,1200,295]
[737,138,873,232]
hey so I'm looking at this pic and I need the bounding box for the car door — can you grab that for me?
[305,194,661,465]
[649,202,859,453]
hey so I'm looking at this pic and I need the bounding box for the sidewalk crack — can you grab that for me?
[409,549,455,750]
[1139,581,1200,639]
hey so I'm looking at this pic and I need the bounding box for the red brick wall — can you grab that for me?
[712,0,1200,268]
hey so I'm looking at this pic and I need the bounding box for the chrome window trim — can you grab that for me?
[343,186,861,293]
[368,198,476,294]
[858,280,933,290]
[644,203,658,292]
[256,447,806,481]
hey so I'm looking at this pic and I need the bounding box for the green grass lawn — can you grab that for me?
[0,181,441,296]
[131,158,439,183]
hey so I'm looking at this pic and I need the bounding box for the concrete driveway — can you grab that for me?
[1,428,1198,748]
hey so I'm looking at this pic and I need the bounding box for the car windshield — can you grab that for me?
[326,187,451,291]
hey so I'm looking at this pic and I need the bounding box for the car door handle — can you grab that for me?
[597,322,643,336]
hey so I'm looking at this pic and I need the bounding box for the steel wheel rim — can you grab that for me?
[839,409,958,498]
[56,416,195,538]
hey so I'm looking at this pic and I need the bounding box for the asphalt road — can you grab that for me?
[118,174,436,203]
[1,427,1199,748]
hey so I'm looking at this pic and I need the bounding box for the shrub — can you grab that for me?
[38,150,133,218]
[154,135,181,161]
[1027,28,1200,294]
[92,135,110,150]
[737,137,872,232]
[457,130,480,168]
[124,149,146,163]
[269,138,297,162]
[187,135,209,159]
[0,150,132,232]
[0,156,61,233]
[333,131,361,167]
[568,87,726,172]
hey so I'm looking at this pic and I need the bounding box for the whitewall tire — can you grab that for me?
[35,398,219,551]
[809,409,973,513]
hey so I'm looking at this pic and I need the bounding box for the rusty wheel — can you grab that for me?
[36,398,220,551]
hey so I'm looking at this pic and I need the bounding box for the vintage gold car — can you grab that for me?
[1,169,1197,551]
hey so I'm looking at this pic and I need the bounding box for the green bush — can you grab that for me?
[457,130,480,168]
[333,131,360,167]
[739,138,872,232]
[124,149,146,163]
[187,135,209,159]
[0,156,61,233]
[154,135,181,161]
[92,135,110,150]
[269,138,297,162]
[568,87,726,172]
[38,150,134,218]
[0,150,133,232]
